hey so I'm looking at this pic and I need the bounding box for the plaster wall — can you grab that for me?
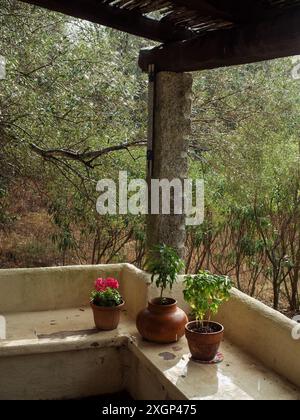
[0,347,123,400]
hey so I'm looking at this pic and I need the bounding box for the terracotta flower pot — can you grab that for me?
[136,298,188,344]
[91,301,125,331]
[185,321,224,362]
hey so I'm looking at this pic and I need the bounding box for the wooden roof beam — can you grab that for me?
[20,0,195,43]
[139,7,300,72]
[206,0,275,23]
[168,0,280,24]
[165,0,233,21]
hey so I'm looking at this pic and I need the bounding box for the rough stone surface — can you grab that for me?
[147,71,193,259]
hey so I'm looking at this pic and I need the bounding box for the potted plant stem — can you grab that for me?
[183,271,232,362]
[90,277,125,331]
[136,244,188,344]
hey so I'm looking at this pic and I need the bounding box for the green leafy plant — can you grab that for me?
[183,271,232,323]
[146,244,185,303]
[91,288,122,307]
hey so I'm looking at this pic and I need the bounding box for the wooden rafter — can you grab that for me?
[20,0,195,43]
[19,0,300,73]
[139,7,300,72]
[20,0,300,40]
[163,0,234,21]
[206,0,274,22]
[165,0,274,23]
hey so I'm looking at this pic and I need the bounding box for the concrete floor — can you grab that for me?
[1,307,299,400]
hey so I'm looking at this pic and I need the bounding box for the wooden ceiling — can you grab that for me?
[20,0,300,72]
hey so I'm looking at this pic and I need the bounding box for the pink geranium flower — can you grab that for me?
[105,278,119,289]
[94,278,106,292]
[94,277,119,292]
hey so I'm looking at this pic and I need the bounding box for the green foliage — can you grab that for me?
[146,244,185,302]
[183,271,233,321]
[91,288,122,307]
[0,0,149,266]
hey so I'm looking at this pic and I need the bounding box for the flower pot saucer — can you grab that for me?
[190,352,224,365]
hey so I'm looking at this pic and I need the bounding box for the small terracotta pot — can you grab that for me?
[136,298,188,344]
[185,321,224,362]
[91,301,125,331]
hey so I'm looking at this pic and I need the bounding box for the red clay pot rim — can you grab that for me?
[90,300,125,311]
[185,320,224,335]
[150,297,177,307]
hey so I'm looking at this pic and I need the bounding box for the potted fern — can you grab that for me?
[136,244,188,344]
[183,271,232,361]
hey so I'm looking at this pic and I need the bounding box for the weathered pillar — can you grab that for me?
[146,71,192,259]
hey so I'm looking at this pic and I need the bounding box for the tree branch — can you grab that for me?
[29,140,147,168]
[30,140,212,168]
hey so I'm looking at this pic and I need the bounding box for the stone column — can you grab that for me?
[146,71,192,259]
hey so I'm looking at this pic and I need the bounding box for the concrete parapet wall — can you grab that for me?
[0,264,299,388]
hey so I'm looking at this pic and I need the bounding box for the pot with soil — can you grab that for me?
[91,300,125,331]
[183,271,232,362]
[90,277,125,331]
[137,244,188,344]
[185,321,224,361]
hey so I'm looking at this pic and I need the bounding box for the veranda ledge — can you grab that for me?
[0,264,299,400]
